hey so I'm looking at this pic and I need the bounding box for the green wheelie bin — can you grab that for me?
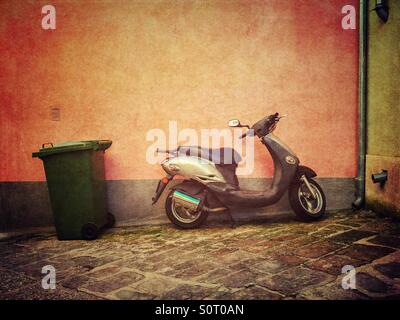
[33,140,115,240]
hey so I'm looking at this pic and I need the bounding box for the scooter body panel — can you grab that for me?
[206,133,299,208]
[162,156,227,184]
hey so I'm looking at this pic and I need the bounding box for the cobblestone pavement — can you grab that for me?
[1,210,400,300]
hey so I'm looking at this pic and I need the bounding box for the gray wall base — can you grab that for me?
[0,178,355,231]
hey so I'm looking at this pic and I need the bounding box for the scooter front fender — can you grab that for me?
[295,165,317,180]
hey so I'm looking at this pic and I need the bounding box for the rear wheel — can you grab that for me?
[289,178,326,222]
[165,190,209,229]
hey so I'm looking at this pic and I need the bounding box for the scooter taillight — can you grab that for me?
[161,177,170,184]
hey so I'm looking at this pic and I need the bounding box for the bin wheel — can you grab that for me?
[106,212,116,228]
[82,223,99,240]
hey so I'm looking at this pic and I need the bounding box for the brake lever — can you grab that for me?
[239,128,256,139]
[156,148,176,154]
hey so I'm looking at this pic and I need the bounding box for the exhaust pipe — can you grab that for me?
[172,190,228,213]
[172,191,201,212]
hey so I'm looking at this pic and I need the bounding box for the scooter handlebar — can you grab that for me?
[239,129,256,139]
[239,132,248,139]
[235,113,287,139]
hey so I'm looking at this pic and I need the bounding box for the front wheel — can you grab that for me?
[165,190,209,229]
[289,178,326,222]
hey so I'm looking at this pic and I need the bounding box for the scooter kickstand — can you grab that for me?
[226,209,236,228]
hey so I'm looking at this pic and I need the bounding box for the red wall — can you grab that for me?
[0,0,359,182]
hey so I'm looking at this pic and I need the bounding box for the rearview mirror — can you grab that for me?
[228,119,241,127]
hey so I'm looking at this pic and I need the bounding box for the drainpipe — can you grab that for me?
[352,0,367,210]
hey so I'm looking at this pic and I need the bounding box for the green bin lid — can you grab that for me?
[32,140,112,158]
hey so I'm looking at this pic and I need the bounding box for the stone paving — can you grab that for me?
[1,210,400,300]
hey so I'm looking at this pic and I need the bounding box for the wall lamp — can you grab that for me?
[372,170,388,186]
[373,0,389,23]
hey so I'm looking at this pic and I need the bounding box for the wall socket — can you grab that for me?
[50,107,60,121]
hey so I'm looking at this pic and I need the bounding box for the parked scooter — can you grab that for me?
[152,113,326,228]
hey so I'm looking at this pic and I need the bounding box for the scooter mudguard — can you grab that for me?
[295,165,317,180]
[172,180,204,195]
[152,177,171,204]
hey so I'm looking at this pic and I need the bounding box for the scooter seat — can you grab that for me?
[177,146,242,165]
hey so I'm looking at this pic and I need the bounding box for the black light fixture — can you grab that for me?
[373,0,389,23]
[372,169,388,186]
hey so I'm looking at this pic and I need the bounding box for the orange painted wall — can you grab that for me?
[0,0,358,182]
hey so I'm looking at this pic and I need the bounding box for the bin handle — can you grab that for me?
[42,142,54,149]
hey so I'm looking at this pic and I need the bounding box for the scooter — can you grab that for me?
[152,113,326,228]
